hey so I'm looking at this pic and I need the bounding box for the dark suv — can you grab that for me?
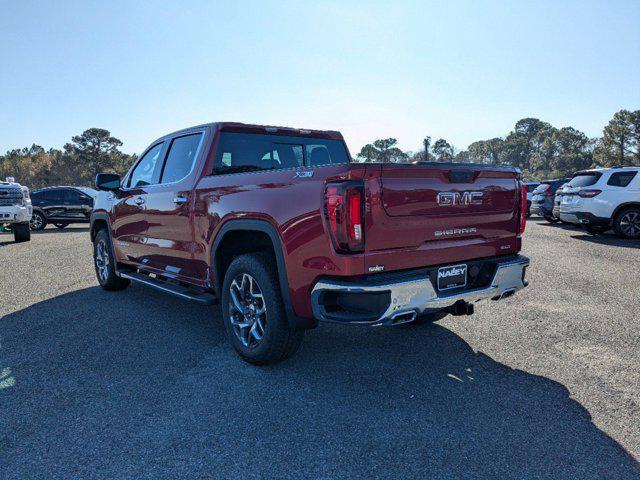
[30,186,96,230]
[530,179,568,222]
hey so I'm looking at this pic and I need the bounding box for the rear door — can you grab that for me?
[142,130,206,283]
[40,188,65,220]
[604,170,640,216]
[61,188,92,221]
[364,163,520,268]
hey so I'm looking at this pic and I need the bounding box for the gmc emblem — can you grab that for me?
[436,191,483,206]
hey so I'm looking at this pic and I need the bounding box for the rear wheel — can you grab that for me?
[13,222,31,242]
[614,207,640,239]
[221,253,304,365]
[30,211,47,231]
[93,229,130,290]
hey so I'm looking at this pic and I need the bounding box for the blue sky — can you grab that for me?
[1,0,638,155]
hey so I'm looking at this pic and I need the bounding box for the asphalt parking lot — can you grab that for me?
[1,220,639,479]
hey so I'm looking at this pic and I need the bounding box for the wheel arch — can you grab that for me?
[90,212,111,242]
[612,202,640,221]
[89,212,126,277]
[212,219,313,330]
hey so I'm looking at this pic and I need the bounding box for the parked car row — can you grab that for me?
[1,185,97,236]
[530,179,568,222]
[531,166,640,239]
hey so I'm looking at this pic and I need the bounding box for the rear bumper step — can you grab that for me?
[311,255,529,326]
[119,271,217,305]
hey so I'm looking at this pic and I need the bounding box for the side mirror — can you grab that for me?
[95,173,121,191]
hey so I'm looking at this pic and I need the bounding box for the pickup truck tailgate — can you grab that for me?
[365,163,520,261]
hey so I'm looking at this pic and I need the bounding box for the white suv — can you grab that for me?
[558,167,640,238]
[0,177,32,242]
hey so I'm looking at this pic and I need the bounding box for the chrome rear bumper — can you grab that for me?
[311,255,529,326]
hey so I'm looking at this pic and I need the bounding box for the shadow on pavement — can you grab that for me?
[1,286,638,479]
[571,233,640,249]
[32,226,90,234]
[0,226,90,246]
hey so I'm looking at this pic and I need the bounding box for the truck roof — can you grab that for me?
[157,122,344,143]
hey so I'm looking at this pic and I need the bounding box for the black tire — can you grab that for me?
[410,310,449,326]
[544,215,560,224]
[221,253,304,365]
[13,222,31,242]
[30,211,47,231]
[93,229,130,291]
[613,207,640,239]
[54,223,68,229]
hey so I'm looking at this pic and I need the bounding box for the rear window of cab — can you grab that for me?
[212,132,350,175]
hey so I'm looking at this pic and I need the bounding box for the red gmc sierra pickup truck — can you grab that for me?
[90,122,529,364]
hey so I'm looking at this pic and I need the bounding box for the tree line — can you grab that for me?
[1,109,638,188]
[0,128,137,189]
[356,109,640,180]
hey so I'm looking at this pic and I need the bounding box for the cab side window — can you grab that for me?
[161,133,203,184]
[63,189,85,203]
[128,143,165,188]
[607,171,637,188]
[42,189,63,202]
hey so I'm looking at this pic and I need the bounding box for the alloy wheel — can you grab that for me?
[30,213,43,230]
[228,273,267,349]
[95,239,110,282]
[620,211,640,237]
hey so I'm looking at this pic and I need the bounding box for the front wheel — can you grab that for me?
[93,229,130,290]
[13,222,31,242]
[613,208,640,239]
[221,253,303,365]
[30,211,47,231]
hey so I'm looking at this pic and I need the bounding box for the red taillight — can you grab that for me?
[578,189,602,198]
[519,183,527,235]
[348,190,363,243]
[325,182,365,253]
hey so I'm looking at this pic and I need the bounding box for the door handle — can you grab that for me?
[134,197,145,205]
[173,196,188,204]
